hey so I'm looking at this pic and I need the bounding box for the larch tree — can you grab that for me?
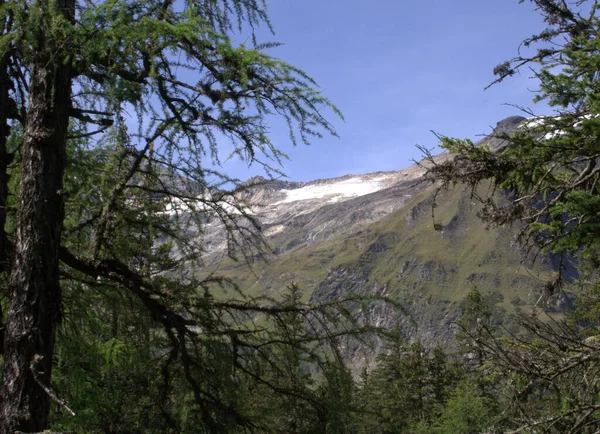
[0,0,347,432]
[422,0,600,431]
[423,0,600,268]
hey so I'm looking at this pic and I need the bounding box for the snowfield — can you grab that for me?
[276,176,389,204]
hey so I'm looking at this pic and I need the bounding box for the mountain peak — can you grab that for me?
[495,115,526,133]
[475,115,526,152]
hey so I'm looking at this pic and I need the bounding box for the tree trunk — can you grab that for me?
[0,0,73,430]
[0,54,11,273]
[0,0,16,355]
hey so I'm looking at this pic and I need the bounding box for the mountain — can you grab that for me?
[200,116,570,363]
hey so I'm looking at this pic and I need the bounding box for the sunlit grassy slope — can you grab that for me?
[217,182,562,327]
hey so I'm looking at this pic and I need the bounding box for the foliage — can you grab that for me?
[0,0,364,430]
[430,380,494,434]
[229,284,357,434]
[353,337,467,433]
[48,280,366,432]
[421,0,600,280]
[421,1,600,432]
[456,286,494,365]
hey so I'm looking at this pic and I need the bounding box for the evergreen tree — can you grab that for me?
[422,1,600,431]
[431,380,494,434]
[355,337,460,433]
[227,284,357,434]
[0,0,343,431]
[456,286,493,366]
[422,0,600,272]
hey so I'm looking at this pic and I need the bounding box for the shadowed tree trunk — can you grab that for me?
[0,55,11,273]
[0,0,73,430]
[0,0,17,355]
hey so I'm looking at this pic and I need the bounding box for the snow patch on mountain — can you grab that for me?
[162,195,247,216]
[276,176,389,204]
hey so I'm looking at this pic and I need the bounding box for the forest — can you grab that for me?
[1,0,600,432]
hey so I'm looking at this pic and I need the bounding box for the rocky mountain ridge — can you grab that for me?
[200,116,566,360]
[204,116,526,258]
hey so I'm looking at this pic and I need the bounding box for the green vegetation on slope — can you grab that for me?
[220,183,558,329]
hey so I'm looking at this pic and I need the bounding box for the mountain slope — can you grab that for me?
[201,116,569,356]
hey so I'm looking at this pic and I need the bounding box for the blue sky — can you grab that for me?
[222,0,553,182]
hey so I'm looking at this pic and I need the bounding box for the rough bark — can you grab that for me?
[0,51,11,274]
[0,0,16,355]
[0,0,73,430]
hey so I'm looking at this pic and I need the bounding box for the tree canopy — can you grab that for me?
[8,0,600,432]
[425,0,600,270]
[422,1,600,431]
[0,0,351,432]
